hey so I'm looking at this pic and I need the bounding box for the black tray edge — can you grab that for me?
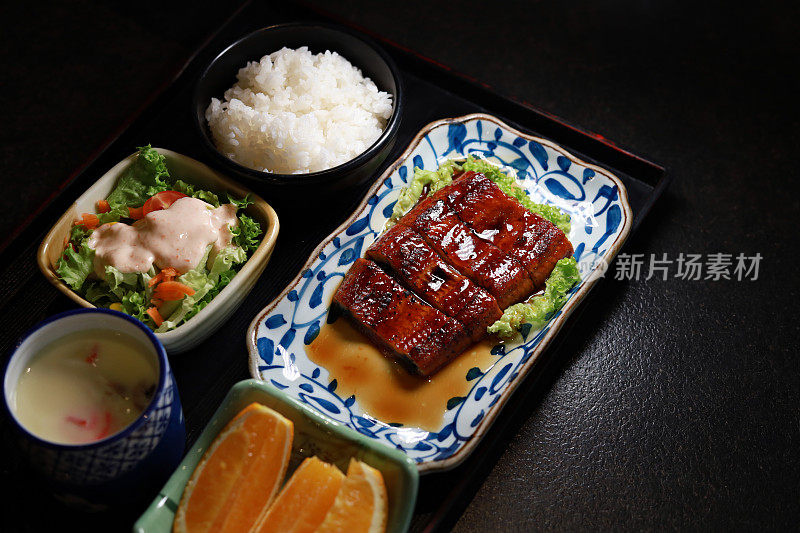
[0,2,672,531]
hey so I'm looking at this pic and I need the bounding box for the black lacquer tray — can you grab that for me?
[0,1,668,531]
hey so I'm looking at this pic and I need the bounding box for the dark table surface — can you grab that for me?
[2,0,798,531]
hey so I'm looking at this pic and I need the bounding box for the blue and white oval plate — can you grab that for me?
[247,113,633,473]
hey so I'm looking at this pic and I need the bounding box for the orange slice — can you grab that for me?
[173,403,294,533]
[253,456,345,533]
[317,459,388,533]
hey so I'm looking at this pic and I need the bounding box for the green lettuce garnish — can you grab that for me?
[488,257,581,337]
[69,224,92,244]
[210,246,247,279]
[104,265,143,296]
[106,145,170,210]
[174,179,220,207]
[121,290,150,324]
[226,193,254,209]
[173,247,244,326]
[86,279,151,324]
[83,266,155,325]
[83,281,113,304]
[388,159,461,224]
[56,242,95,290]
[390,155,571,234]
[97,210,123,225]
[181,268,236,324]
[153,242,251,332]
[231,214,261,253]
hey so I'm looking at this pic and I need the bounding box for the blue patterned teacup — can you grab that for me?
[2,309,185,509]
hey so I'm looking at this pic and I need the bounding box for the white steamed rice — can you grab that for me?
[205,46,393,174]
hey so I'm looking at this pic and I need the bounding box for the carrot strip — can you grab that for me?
[76,213,99,229]
[161,267,180,281]
[148,271,165,287]
[95,412,113,440]
[154,281,195,301]
[155,290,181,301]
[85,344,98,365]
[128,206,144,220]
[148,267,181,287]
[66,416,87,427]
[96,200,110,213]
[146,307,164,327]
[156,281,195,294]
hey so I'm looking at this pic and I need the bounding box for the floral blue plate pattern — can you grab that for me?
[247,113,633,472]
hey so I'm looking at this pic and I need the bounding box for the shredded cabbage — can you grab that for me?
[488,258,581,338]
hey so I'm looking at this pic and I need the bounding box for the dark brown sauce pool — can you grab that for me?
[306,318,500,431]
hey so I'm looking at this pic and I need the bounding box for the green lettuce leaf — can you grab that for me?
[210,246,247,280]
[56,242,95,290]
[83,278,150,324]
[230,214,261,253]
[173,179,220,207]
[157,245,246,330]
[106,145,170,210]
[121,290,150,324]
[97,209,124,225]
[182,268,236,323]
[83,280,114,305]
[69,224,92,244]
[226,193,253,209]
[389,155,571,234]
[102,265,155,300]
[104,265,139,290]
[153,247,212,331]
[488,257,581,337]
[388,159,461,223]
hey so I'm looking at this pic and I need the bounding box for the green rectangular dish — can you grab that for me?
[134,379,418,532]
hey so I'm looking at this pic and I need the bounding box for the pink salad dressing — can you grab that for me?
[87,197,238,276]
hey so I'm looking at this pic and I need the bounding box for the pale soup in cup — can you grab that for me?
[12,328,158,445]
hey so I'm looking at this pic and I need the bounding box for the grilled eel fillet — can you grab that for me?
[332,170,573,376]
[332,258,472,376]
[397,191,535,309]
[367,224,502,343]
[439,171,574,289]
